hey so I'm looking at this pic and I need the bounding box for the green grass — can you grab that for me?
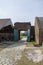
[26,41,36,47]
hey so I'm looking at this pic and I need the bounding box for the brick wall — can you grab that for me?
[14,22,31,30]
[0,33,14,42]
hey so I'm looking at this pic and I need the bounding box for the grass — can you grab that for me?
[26,41,36,47]
[17,49,43,65]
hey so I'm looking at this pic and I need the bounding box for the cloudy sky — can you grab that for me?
[0,0,43,25]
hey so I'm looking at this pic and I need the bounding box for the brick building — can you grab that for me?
[0,19,35,42]
[0,19,14,42]
[14,22,35,41]
[35,17,43,45]
[14,22,31,41]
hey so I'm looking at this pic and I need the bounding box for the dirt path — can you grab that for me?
[0,39,26,65]
[0,38,43,65]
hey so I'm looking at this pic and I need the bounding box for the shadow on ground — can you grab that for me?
[34,44,42,47]
[0,40,26,48]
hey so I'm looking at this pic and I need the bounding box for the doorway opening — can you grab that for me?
[20,31,27,41]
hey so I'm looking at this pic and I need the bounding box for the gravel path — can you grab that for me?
[26,49,43,63]
[0,39,26,65]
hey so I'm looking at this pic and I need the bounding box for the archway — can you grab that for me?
[14,22,31,42]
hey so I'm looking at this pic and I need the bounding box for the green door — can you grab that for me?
[14,29,19,41]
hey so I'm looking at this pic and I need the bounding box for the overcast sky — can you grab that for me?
[0,0,43,25]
